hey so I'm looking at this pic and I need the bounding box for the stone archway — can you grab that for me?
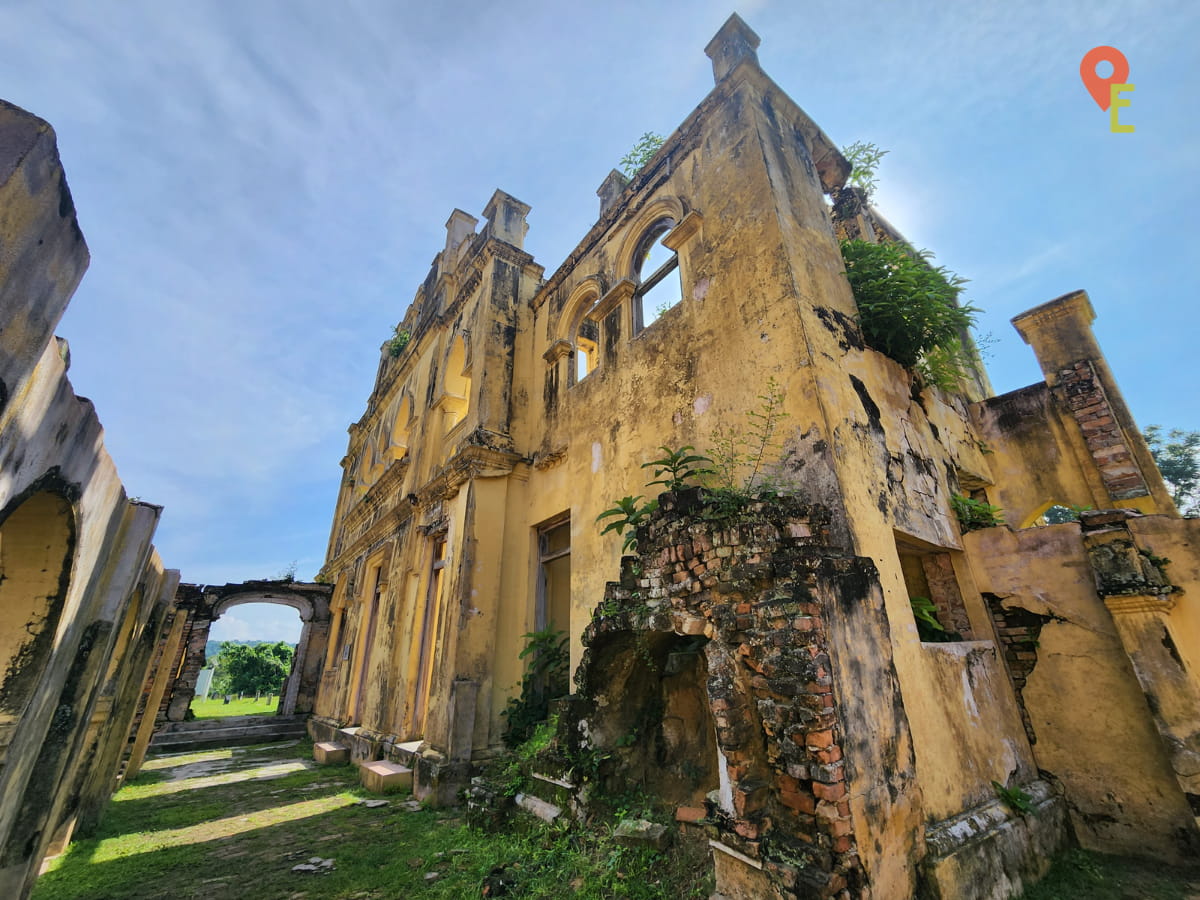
[162,581,332,722]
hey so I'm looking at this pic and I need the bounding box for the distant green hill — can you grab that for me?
[203,639,297,667]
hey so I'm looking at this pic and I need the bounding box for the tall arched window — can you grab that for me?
[575,318,599,383]
[440,335,471,433]
[0,490,75,765]
[389,394,412,462]
[633,218,681,333]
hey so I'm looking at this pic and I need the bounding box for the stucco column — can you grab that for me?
[165,613,211,722]
[125,609,188,779]
[281,621,311,716]
[1012,291,1174,514]
[1103,593,1200,833]
[1084,511,1200,834]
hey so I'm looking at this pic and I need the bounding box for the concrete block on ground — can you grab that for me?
[313,741,350,765]
[515,792,563,823]
[614,818,671,850]
[360,760,413,793]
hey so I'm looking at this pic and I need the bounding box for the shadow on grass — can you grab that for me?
[36,799,706,900]
[92,763,360,841]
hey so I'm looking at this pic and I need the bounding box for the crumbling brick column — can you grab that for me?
[570,489,910,899]
[1012,290,1174,514]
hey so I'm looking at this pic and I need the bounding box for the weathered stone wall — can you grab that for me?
[965,523,1200,863]
[562,490,1067,899]
[152,581,332,724]
[308,14,1199,894]
[0,99,176,898]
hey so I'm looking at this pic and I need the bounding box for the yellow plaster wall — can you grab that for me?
[1128,516,1200,677]
[964,524,1196,862]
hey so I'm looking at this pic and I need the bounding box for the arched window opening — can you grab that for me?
[389,395,413,462]
[0,490,75,764]
[357,438,378,493]
[575,319,600,383]
[445,335,471,399]
[633,218,681,333]
[441,335,471,433]
[197,603,304,717]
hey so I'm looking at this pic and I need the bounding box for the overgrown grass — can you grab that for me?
[189,696,279,719]
[35,739,711,900]
[1021,849,1199,899]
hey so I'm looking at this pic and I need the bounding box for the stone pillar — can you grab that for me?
[1012,291,1175,514]
[441,209,478,276]
[1083,510,1200,836]
[482,190,530,249]
[125,608,188,780]
[281,621,310,716]
[597,169,630,217]
[165,612,212,721]
[294,617,329,715]
[703,13,761,83]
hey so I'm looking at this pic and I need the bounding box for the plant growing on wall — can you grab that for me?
[992,780,1036,816]
[909,596,960,643]
[951,494,1005,531]
[501,628,570,748]
[710,376,790,496]
[641,446,713,492]
[596,496,658,553]
[387,324,411,357]
[839,239,979,389]
[840,140,888,200]
[619,132,665,178]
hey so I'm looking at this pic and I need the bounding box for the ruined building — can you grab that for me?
[310,14,1200,900]
[0,100,179,897]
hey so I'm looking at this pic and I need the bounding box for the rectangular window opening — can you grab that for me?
[635,256,681,332]
[895,532,973,642]
[535,516,571,700]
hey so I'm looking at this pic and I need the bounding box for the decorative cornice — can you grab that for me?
[543,340,572,364]
[592,278,636,321]
[662,210,704,250]
[1104,593,1178,615]
[533,446,568,470]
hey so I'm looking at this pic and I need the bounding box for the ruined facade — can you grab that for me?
[307,15,1200,898]
[152,579,332,723]
[0,100,179,897]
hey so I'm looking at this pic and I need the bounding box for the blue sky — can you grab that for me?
[4,1,1197,642]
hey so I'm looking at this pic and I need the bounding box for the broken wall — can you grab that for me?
[0,99,175,898]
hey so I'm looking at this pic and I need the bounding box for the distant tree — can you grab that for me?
[211,641,294,696]
[1145,425,1200,515]
[619,132,665,178]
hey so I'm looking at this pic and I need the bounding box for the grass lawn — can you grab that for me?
[34,737,1197,900]
[34,739,712,900]
[190,696,280,719]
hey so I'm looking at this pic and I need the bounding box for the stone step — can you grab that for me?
[360,760,413,793]
[313,741,350,765]
[156,714,306,734]
[150,717,308,752]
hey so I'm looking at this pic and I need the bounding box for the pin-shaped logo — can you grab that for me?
[1080,46,1134,132]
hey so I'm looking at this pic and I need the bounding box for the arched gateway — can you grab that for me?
[160,580,332,722]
